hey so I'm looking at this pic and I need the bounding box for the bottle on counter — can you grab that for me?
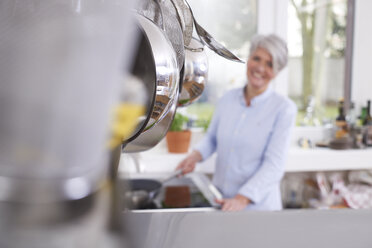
[358,107,368,126]
[363,100,372,146]
[364,100,372,125]
[329,99,353,150]
[346,102,356,124]
[334,98,348,139]
[336,98,346,122]
[347,102,365,149]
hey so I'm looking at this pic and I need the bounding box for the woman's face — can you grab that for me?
[246,47,276,92]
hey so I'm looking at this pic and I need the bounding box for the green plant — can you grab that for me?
[185,102,214,132]
[169,113,189,132]
[194,118,211,132]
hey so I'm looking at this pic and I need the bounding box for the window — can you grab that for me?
[287,0,349,125]
[182,0,353,128]
[182,0,257,126]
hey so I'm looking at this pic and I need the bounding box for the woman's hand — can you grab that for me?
[175,150,202,175]
[215,194,251,211]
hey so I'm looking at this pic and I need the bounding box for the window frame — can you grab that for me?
[259,0,355,116]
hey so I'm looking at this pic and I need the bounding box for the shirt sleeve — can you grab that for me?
[193,98,223,162]
[238,100,297,203]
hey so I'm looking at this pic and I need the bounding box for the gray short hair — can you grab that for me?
[249,34,288,73]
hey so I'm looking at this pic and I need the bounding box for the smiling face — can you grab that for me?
[246,47,276,93]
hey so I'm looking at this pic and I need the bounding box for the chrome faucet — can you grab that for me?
[124,153,145,173]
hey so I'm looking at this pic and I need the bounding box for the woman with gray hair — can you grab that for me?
[176,34,297,211]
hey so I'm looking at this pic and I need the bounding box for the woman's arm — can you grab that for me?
[216,194,251,211]
[175,98,223,174]
[175,150,202,175]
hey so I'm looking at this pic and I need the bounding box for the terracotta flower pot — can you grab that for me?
[166,130,191,153]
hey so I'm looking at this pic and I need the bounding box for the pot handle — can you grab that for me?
[161,169,184,184]
[184,37,204,52]
[179,62,184,94]
[185,46,203,52]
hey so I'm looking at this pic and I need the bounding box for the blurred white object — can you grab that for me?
[0,0,136,201]
[300,96,321,126]
[343,184,372,209]
[316,172,331,198]
[0,0,137,247]
[348,170,372,185]
[310,172,347,208]
[187,172,222,208]
[310,172,372,209]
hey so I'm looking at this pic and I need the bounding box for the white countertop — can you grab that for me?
[285,147,372,172]
[118,138,372,175]
[118,127,372,175]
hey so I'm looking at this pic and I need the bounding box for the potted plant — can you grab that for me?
[166,112,191,153]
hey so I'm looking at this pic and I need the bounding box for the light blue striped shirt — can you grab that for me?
[195,86,297,210]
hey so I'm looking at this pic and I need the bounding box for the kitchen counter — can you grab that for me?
[123,208,372,248]
[119,140,372,175]
[120,129,372,248]
[286,147,372,172]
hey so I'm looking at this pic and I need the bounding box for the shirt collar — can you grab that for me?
[239,85,273,107]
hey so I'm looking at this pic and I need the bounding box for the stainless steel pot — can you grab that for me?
[134,13,179,132]
[178,38,208,107]
[137,0,185,70]
[120,26,157,143]
[124,89,178,152]
[122,14,180,152]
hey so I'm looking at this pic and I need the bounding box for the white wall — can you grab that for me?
[351,0,372,110]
